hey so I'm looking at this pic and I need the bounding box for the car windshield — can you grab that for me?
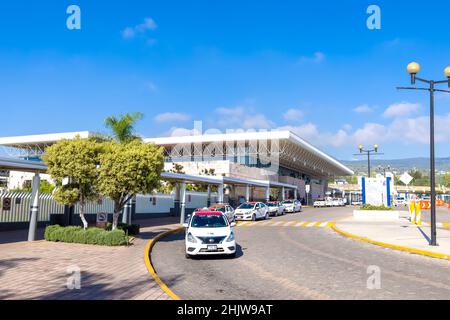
[213,206,226,212]
[282,201,293,204]
[238,203,255,209]
[191,215,227,228]
[267,203,277,207]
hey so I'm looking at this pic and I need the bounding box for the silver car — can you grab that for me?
[266,201,285,216]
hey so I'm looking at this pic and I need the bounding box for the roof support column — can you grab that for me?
[122,197,132,224]
[265,187,270,203]
[174,183,180,217]
[218,183,224,204]
[281,187,285,201]
[294,188,298,200]
[245,185,250,202]
[179,181,186,224]
[27,173,40,242]
[207,185,212,207]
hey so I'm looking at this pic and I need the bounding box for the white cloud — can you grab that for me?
[283,108,304,121]
[383,102,420,118]
[353,123,387,145]
[214,105,273,129]
[122,18,157,39]
[154,112,190,123]
[276,123,350,148]
[297,52,326,64]
[353,104,373,113]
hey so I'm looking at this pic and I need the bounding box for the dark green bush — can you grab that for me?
[360,204,393,211]
[44,225,128,246]
[106,222,140,236]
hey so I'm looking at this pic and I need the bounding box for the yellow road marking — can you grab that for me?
[300,222,311,227]
[144,227,183,300]
[313,221,323,227]
[331,224,450,261]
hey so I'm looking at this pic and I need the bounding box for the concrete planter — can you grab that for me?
[353,210,400,221]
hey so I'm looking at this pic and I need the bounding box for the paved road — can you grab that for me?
[152,207,450,300]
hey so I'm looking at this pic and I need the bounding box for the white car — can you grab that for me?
[394,197,407,207]
[183,211,236,258]
[266,201,285,216]
[281,200,302,213]
[209,203,235,222]
[313,199,326,207]
[325,197,334,207]
[332,198,345,207]
[234,202,269,221]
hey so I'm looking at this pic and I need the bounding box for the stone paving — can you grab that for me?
[0,217,179,300]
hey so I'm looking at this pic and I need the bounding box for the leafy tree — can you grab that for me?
[97,141,164,230]
[104,112,143,143]
[441,173,450,188]
[11,180,56,194]
[43,138,103,229]
[158,163,185,194]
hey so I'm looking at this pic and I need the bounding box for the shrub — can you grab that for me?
[359,204,393,211]
[106,222,140,236]
[44,225,128,246]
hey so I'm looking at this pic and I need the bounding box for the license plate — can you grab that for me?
[207,245,217,251]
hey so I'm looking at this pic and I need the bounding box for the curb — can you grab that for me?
[144,227,184,300]
[331,223,450,261]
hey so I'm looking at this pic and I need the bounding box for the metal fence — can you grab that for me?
[0,192,65,223]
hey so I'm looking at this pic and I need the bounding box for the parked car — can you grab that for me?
[183,211,236,258]
[332,198,346,207]
[313,199,326,207]
[234,202,269,221]
[281,199,302,213]
[324,197,334,207]
[266,201,285,216]
[209,203,235,222]
[394,197,407,207]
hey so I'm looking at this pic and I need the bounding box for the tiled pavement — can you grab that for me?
[0,217,180,300]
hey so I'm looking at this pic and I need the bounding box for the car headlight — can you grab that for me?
[226,231,235,242]
[187,232,197,243]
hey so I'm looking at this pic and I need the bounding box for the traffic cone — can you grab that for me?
[415,202,422,226]
[409,201,416,223]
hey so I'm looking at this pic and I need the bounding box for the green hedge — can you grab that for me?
[45,225,128,246]
[106,222,140,236]
[359,204,393,211]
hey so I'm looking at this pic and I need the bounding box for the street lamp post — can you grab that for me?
[378,165,391,178]
[397,62,450,246]
[354,144,382,177]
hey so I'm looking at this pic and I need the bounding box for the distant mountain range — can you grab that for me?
[340,157,450,174]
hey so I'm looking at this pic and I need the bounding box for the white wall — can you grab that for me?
[7,171,53,190]
[135,191,219,214]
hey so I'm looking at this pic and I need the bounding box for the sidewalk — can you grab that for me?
[335,217,450,259]
[0,217,180,300]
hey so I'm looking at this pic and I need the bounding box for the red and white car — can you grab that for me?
[183,211,236,258]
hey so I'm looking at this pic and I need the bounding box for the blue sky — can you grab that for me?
[1,0,450,160]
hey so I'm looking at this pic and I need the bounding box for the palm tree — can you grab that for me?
[104,112,144,143]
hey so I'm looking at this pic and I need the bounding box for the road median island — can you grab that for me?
[144,226,185,300]
[332,219,450,261]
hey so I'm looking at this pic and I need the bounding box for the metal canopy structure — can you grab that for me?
[0,157,44,241]
[145,130,353,178]
[0,132,92,158]
[0,130,353,178]
[0,157,47,173]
